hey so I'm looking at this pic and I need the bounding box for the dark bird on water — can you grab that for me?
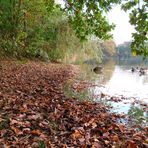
[131,67,135,72]
[93,66,103,74]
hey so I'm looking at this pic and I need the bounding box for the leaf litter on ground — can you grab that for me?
[0,61,147,148]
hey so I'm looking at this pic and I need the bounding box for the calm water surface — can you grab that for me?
[79,61,148,124]
[95,65,148,101]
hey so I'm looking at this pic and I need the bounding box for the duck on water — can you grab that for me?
[93,66,103,74]
[131,67,148,76]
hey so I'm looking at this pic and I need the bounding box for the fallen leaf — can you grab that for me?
[11,126,22,135]
[112,135,119,142]
[32,129,42,135]
[63,144,68,148]
[145,139,148,144]
[92,122,97,129]
[93,140,102,148]
[127,141,138,148]
[105,140,110,145]
[79,137,85,143]
[71,130,82,139]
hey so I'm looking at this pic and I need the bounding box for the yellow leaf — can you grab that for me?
[132,51,137,56]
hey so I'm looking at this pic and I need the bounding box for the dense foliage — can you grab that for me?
[117,41,148,58]
[63,0,148,57]
[116,41,148,64]
[121,0,148,57]
[0,0,102,62]
[117,42,132,58]
[0,0,147,60]
[100,40,116,57]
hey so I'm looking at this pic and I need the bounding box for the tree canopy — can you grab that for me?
[0,0,103,62]
[0,0,147,59]
[60,0,147,57]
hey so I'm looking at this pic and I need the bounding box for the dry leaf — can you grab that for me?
[71,130,82,139]
[112,135,119,142]
[127,141,138,148]
[63,144,68,148]
[11,126,22,135]
[32,129,42,135]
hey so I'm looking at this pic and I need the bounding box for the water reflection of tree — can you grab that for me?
[78,64,98,82]
[101,59,116,85]
[78,59,116,85]
[127,105,148,127]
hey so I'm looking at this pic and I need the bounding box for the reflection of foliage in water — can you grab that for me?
[101,59,116,84]
[75,59,116,85]
[77,64,98,82]
[64,79,112,109]
[128,105,148,126]
[64,59,116,102]
[63,64,98,102]
[64,81,93,101]
[65,60,148,129]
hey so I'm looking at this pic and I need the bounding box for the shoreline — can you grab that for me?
[0,61,147,147]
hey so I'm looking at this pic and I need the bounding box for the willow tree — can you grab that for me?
[55,0,147,57]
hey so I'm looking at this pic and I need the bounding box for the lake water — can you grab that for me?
[78,60,148,125]
[95,65,148,101]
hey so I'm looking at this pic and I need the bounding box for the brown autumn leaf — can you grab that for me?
[127,141,138,148]
[63,144,68,148]
[104,140,110,145]
[103,132,110,138]
[81,144,87,148]
[71,130,82,139]
[117,123,125,133]
[31,129,42,136]
[28,114,43,120]
[92,122,97,129]
[11,126,22,135]
[10,119,18,125]
[78,138,85,145]
[23,128,31,134]
[88,118,95,125]
[20,107,28,113]
[0,61,147,147]
[133,132,143,141]
[111,123,125,133]
[143,142,148,147]
[93,140,102,148]
[112,135,119,142]
[145,139,148,144]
